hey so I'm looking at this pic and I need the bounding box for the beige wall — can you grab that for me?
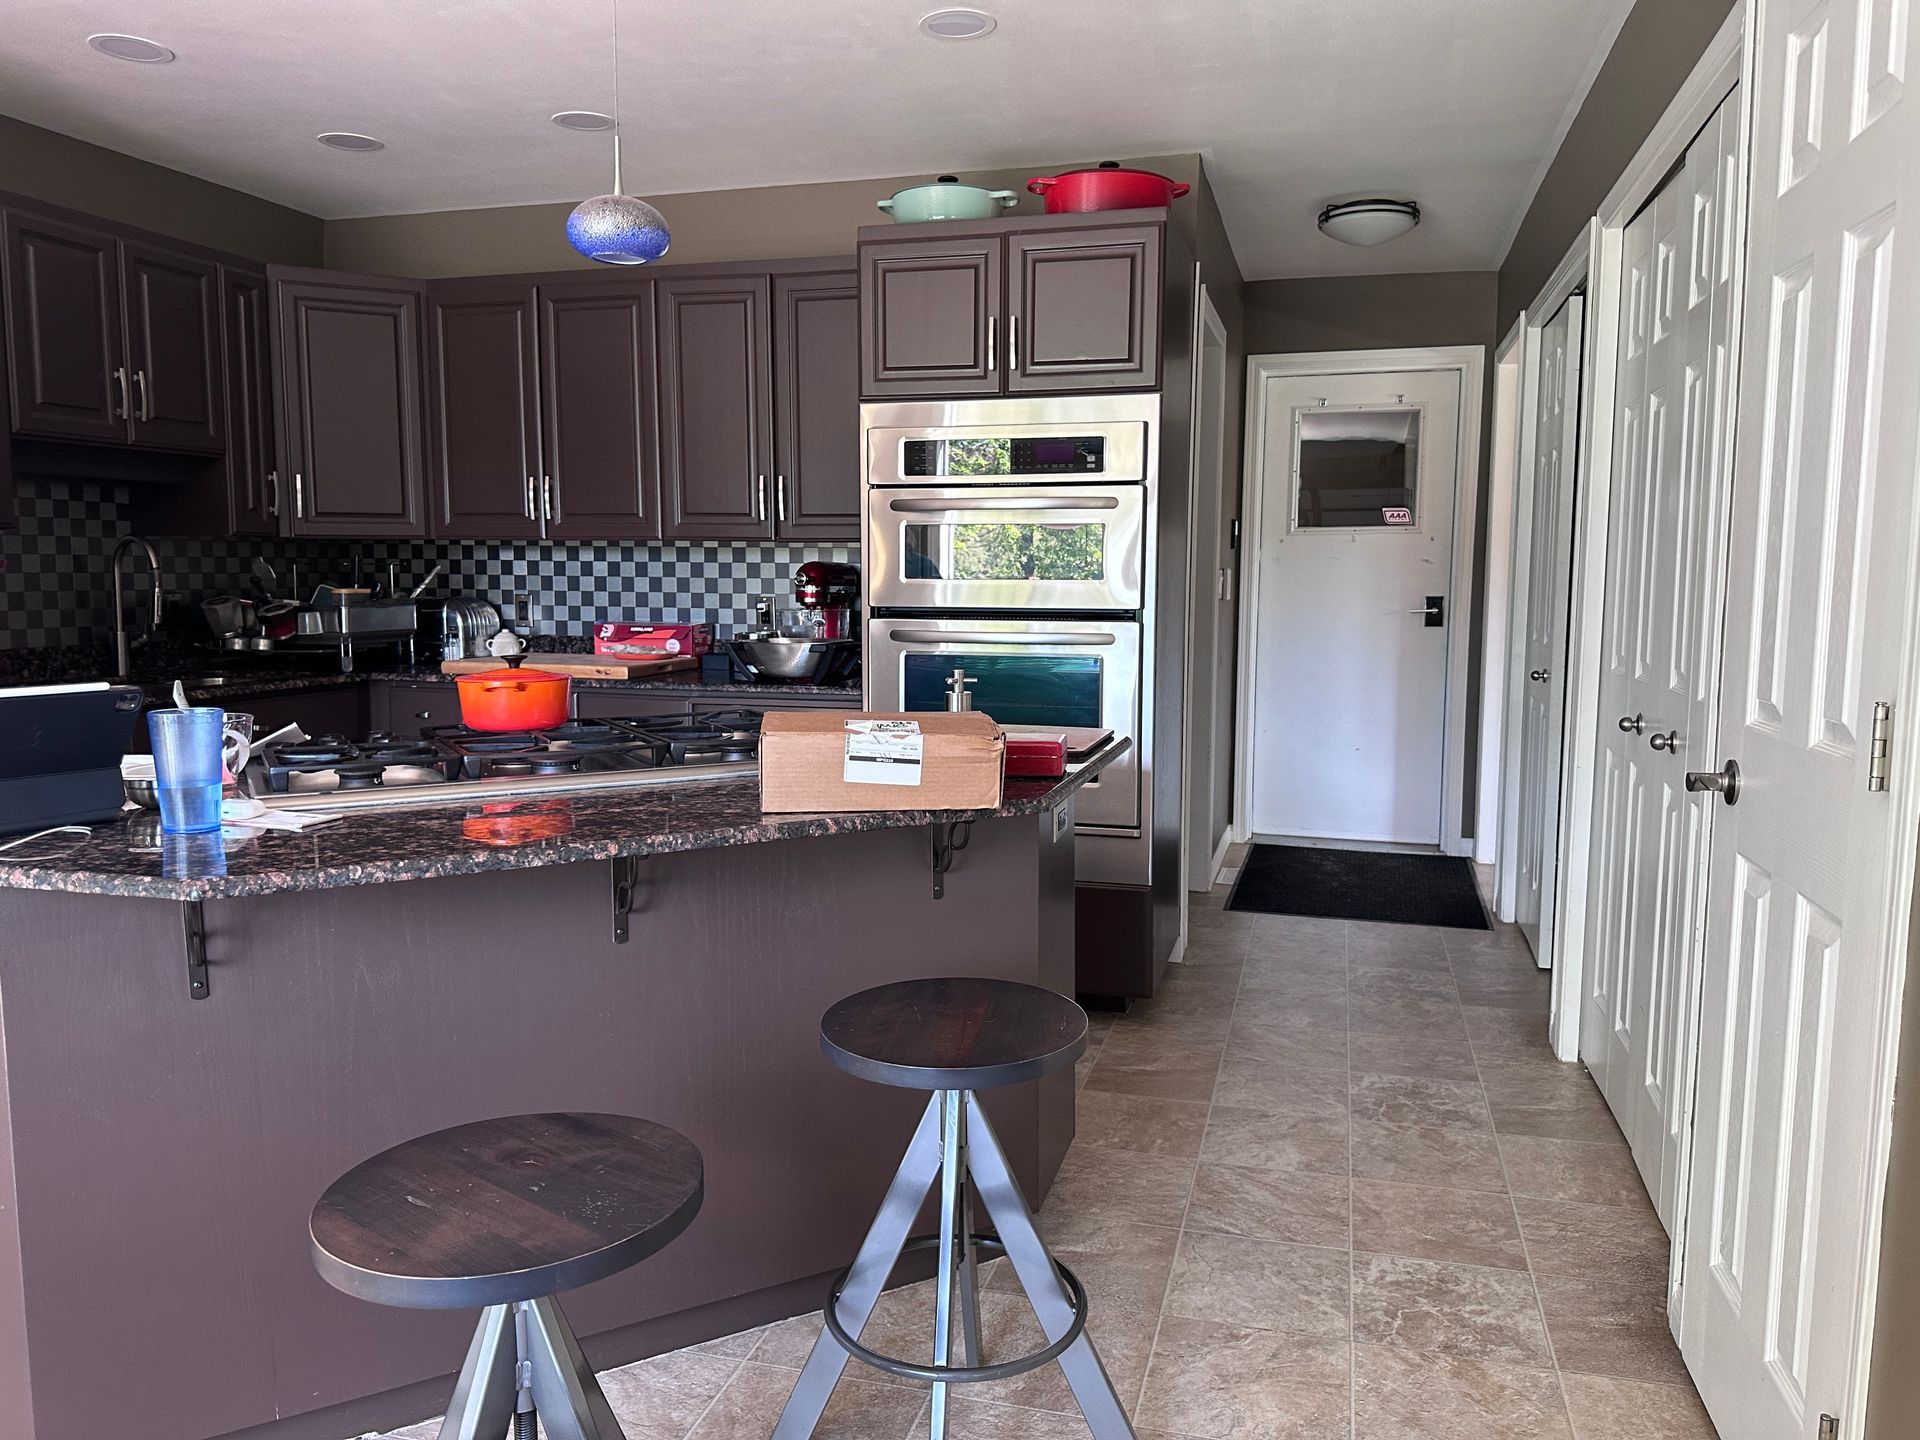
[0,113,322,266]
[1497,0,1738,329]
[323,153,1209,277]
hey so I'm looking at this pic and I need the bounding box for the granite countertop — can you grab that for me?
[166,666,861,703]
[0,741,1127,901]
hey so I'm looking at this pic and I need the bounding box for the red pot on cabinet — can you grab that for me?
[1026,162,1191,213]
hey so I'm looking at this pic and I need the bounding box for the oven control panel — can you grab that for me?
[901,435,1106,477]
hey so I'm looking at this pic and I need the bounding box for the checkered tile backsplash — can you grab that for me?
[0,477,857,653]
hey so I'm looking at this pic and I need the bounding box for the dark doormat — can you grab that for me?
[1226,844,1491,929]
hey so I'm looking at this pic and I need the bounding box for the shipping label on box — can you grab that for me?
[844,719,923,785]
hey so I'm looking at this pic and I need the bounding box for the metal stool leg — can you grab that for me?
[953,1094,984,1371]
[524,1295,627,1440]
[930,1090,971,1439]
[965,1096,1137,1440]
[773,1095,945,1440]
[437,1304,517,1440]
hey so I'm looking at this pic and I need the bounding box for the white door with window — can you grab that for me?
[1248,368,1461,845]
[1680,3,1920,1436]
[1514,294,1585,962]
[1582,92,1743,1237]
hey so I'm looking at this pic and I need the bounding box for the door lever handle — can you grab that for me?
[1619,713,1645,734]
[1686,759,1741,805]
[1649,730,1682,753]
[1530,668,1550,682]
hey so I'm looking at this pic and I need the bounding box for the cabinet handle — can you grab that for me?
[111,365,130,420]
[415,710,433,721]
[776,474,788,525]
[1009,314,1020,372]
[525,475,537,522]
[133,369,150,422]
[543,475,557,523]
[755,474,768,522]
[266,470,279,518]
[985,316,997,373]
[294,472,305,519]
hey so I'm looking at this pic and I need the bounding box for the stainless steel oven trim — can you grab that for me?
[866,483,1146,613]
[861,394,1160,488]
[867,422,1148,486]
[864,616,1143,834]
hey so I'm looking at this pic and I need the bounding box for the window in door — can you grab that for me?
[1294,406,1422,529]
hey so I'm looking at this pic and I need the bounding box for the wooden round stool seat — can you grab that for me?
[820,978,1088,1091]
[310,1112,703,1310]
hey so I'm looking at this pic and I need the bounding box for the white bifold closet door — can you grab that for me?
[1514,294,1584,965]
[1581,91,1742,1235]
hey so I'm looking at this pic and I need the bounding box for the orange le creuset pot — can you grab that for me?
[452,656,571,732]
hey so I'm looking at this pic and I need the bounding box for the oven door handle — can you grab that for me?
[884,628,1118,646]
[886,496,1122,512]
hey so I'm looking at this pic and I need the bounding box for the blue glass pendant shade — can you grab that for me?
[566,192,671,265]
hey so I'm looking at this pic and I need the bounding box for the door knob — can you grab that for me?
[1649,730,1681,752]
[1686,759,1741,805]
[1406,596,1444,627]
[1619,713,1645,734]
[1530,668,1550,682]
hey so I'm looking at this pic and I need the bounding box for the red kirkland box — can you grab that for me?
[1004,733,1067,778]
[593,622,713,657]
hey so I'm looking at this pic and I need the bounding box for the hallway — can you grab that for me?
[368,872,1718,1438]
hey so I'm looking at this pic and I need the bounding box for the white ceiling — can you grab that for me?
[0,0,1633,280]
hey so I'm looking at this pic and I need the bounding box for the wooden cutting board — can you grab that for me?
[439,655,698,680]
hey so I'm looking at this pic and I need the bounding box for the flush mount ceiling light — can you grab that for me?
[920,8,997,38]
[1317,198,1421,247]
[87,33,175,63]
[552,110,614,131]
[317,132,385,152]
[565,0,671,266]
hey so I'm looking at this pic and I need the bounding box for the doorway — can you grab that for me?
[1183,289,1233,895]
[1240,352,1482,848]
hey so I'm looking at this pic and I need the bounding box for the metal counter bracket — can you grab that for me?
[611,858,640,944]
[182,902,209,1000]
[930,821,973,900]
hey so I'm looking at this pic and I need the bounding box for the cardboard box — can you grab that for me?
[759,710,1005,813]
[593,622,713,657]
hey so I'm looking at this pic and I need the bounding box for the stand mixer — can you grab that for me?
[727,562,862,683]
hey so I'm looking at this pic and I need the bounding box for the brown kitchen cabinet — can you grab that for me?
[428,282,543,541]
[1007,225,1161,392]
[222,266,279,534]
[570,691,696,722]
[272,267,429,538]
[2,207,226,452]
[656,275,773,540]
[539,281,658,540]
[772,271,860,540]
[369,681,462,737]
[237,684,369,743]
[858,236,1002,399]
[857,219,1164,399]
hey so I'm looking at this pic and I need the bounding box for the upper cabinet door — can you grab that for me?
[222,268,279,534]
[122,239,225,452]
[656,275,773,540]
[2,209,125,443]
[1007,225,1162,393]
[773,271,860,541]
[430,285,543,540]
[273,270,429,538]
[539,283,657,541]
[859,237,1003,398]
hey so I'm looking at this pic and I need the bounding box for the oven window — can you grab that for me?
[902,523,1105,582]
[1294,406,1421,528]
[902,654,1103,729]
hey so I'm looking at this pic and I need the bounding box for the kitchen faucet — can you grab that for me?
[109,535,164,679]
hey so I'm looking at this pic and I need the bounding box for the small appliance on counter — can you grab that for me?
[723,561,862,684]
[420,597,503,662]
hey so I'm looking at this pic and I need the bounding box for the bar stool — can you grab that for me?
[773,977,1134,1440]
[310,1112,703,1440]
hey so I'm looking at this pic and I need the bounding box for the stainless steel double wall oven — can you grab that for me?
[862,394,1163,886]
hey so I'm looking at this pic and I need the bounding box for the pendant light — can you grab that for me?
[566,0,670,265]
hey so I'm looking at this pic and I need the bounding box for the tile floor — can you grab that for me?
[366,864,1721,1440]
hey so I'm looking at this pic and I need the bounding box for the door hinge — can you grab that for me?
[1869,701,1892,792]
[1818,1414,1839,1440]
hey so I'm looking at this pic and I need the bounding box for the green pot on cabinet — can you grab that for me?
[877,176,1020,223]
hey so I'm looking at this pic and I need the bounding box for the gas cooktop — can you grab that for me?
[250,710,764,810]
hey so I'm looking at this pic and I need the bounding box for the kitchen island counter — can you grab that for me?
[0,742,1123,900]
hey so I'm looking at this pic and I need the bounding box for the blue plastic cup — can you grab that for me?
[148,706,226,834]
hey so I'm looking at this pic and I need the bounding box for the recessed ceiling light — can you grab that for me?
[316,132,385,153]
[87,33,175,63]
[920,9,996,39]
[552,110,614,132]
[1317,199,1421,247]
